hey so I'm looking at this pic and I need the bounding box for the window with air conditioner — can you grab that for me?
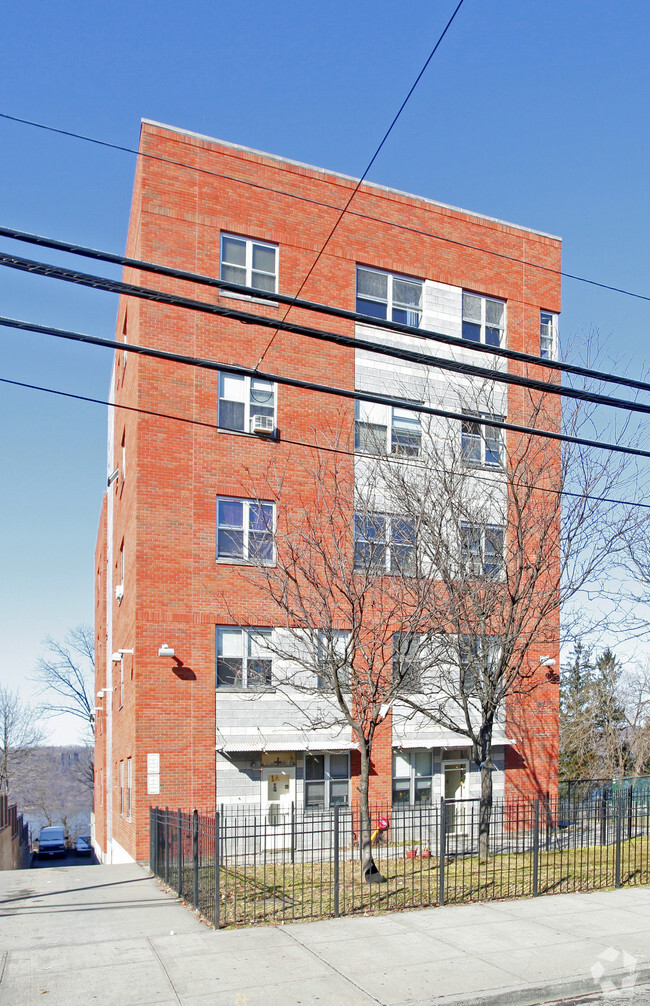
[218,373,276,435]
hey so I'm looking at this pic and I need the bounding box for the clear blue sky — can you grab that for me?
[1,0,649,742]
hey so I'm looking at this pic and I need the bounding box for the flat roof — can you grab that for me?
[141,119,561,243]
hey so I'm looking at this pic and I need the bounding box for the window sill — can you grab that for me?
[217,426,278,441]
[220,291,279,308]
[215,686,276,693]
[215,558,275,567]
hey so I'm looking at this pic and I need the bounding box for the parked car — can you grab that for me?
[37,826,67,858]
[74,835,92,856]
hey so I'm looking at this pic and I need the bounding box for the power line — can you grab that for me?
[2,372,649,512]
[2,112,650,306]
[3,312,650,462]
[3,250,650,421]
[4,225,648,396]
[255,0,467,367]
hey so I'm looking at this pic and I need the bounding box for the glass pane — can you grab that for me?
[249,503,273,532]
[250,379,274,406]
[330,780,348,805]
[251,271,275,292]
[306,754,325,780]
[414,778,432,803]
[393,750,411,776]
[355,422,387,453]
[217,629,242,658]
[220,374,246,402]
[222,237,246,266]
[218,499,243,528]
[392,306,421,328]
[392,781,410,804]
[462,293,481,321]
[391,428,420,456]
[485,429,502,465]
[217,658,242,687]
[357,399,387,425]
[462,432,481,465]
[249,532,273,562]
[356,296,387,320]
[305,781,325,806]
[329,754,348,779]
[221,264,247,286]
[485,326,501,347]
[485,299,504,327]
[252,244,276,274]
[219,400,245,431]
[393,278,422,309]
[217,528,244,557]
[461,523,481,557]
[248,629,272,658]
[357,268,388,299]
[462,321,481,343]
[414,751,432,776]
[247,659,271,688]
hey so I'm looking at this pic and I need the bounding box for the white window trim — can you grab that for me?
[216,497,276,564]
[356,265,423,327]
[218,372,277,436]
[353,512,416,574]
[540,310,559,360]
[459,522,505,577]
[462,292,506,347]
[220,233,278,299]
[461,412,504,468]
[126,757,132,821]
[392,749,434,805]
[304,752,350,809]
[216,626,274,690]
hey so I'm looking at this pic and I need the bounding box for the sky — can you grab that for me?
[1,0,650,743]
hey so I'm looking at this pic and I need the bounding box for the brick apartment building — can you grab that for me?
[93,120,561,863]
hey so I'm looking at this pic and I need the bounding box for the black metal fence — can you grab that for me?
[150,792,650,928]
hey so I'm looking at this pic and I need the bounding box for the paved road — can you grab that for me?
[30,851,96,869]
[2,863,650,1005]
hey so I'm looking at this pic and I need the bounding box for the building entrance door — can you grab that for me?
[261,765,295,849]
[444,762,467,836]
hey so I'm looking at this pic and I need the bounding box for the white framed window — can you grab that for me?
[356,266,422,327]
[126,757,132,821]
[459,635,502,695]
[540,310,558,360]
[393,633,425,692]
[461,412,504,468]
[462,292,505,347]
[220,234,278,294]
[216,497,275,563]
[354,401,421,456]
[305,753,349,808]
[316,630,349,690]
[216,627,273,689]
[354,513,416,574]
[119,760,124,817]
[392,750,433,805]
[460,523,505,577]
[218,373,276,434]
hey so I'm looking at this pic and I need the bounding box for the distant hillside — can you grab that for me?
[11,745,92,840]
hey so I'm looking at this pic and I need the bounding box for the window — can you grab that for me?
[354,513,415,574]
[217,498,275,563]
[356,267,422,327]
[354,401,421,456]
[462,292,505,347]
[540,310,558,360]
[460,523,505,577]
[220,234,277,294]
[459,635,501,695]
[216,627,273,689]
[316,630,349,689]
[126,757,132,821]
[393,750,433,805]
[305,753,349,808]
[393,633,424,692]
[119,760,124,817]
[461,412,503,468]
[218,373,276,434]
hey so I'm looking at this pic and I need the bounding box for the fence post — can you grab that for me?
[333,805,340,918]
[177,809,183,898]
[615,794,622,888]
[164,807,170,885]
[149,807,154,873]
[439,797,446,906]
[214,810,221,928]
[532,799,540,897]
[628,788,633,841]
[193,809,199,910]
[291,801,295,865]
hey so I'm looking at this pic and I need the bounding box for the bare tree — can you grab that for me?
[34,625,95,738]
[0,686,44,795]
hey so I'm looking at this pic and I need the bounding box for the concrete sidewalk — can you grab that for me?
[1,863,650,1005]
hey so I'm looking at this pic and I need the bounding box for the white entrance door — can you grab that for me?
[261,767,295,849]
[444,762,467,835]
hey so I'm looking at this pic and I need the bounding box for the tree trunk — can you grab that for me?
[358,743,385,884]
[478,729,494,861]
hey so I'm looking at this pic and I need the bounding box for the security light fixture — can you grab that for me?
[539,655,556,667]
[158,644,175,658]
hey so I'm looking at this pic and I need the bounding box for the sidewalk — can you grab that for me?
[1,863,649,1005]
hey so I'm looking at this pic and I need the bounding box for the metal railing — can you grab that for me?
[150,793,650,928]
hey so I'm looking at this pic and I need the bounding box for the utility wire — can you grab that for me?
[3,224,649,396]
[2,112,649,305]
[2,372,649,511]
[3,251,650,421]
[3,312,650,462]
[255,0,467,367]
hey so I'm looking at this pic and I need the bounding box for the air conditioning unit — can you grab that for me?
[251,414,274,435]
[115,584,124,602]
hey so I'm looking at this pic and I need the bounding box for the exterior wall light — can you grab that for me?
[158,644,175,658]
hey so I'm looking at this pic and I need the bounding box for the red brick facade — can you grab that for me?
[94,121,561,862]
